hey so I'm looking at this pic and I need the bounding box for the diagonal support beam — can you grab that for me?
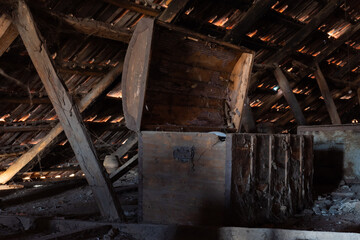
[0,64,123,184]
[314,62,341,124]
[12,0,124,221]
[274,66,307,125]
[0,14,18,56]
[158,0,190,23]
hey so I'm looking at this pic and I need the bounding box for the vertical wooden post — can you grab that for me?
[314,62,341,124]
[13,0,124,220]
[274,66,307,125]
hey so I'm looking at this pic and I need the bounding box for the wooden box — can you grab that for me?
[228,134,313,225]
[139,131,231,226]
[139,132,313,226]
[122,18,254,132]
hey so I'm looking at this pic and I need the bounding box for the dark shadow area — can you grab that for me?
[313,144,344,196]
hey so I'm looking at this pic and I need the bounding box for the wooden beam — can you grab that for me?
[249,0,342,91]
[111,133,137,159]
[110,153,138,183]
[315,21,360,63]
[103,0,161,17]
[158,0,190,23]
[314,62,341,124]
[12,0,124,220]
[49,11,132,43]
[224,0,277,43]
[0,14,18,56]
[266,0,342,64]
[274,66,307,125]
[241,97,257,133]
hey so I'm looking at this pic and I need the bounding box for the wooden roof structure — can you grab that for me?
[0,0,359,218]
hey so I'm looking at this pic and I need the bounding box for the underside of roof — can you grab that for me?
[0,0,359,180]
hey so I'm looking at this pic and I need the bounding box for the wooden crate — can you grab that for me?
[139,131,231,226]
[139,132,313,226]
[122,18,254,132]
[228,134,313,225]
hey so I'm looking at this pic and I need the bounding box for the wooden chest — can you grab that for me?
[121,18,254,133]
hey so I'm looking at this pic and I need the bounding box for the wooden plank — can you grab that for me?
[0,14,18,56]
[0,184,23,190]
[224,0,278,43]
[49,11,132,43]
[13,0,124,220]
[158,0,190,23]
[111,133,138,159]
[103,0,161,17]
[314,63,341,124]
[122,18,154,132]
[230,53,254,131]
[140,132,227,226]
[110,154,138,183]
[274,66,307,125]
[249,0,342,91]
[0,63,123,185]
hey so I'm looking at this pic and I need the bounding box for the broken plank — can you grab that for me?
[314,62,341,124]
[10,0,124,220]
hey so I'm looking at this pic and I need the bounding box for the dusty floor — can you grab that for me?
[1,169,360,238]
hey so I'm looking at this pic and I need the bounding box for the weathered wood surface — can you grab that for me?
[139,132,228,226]
[314,63,341,125]
[158,0,190,23]
[122,18,254,132]
[0,63,123,184]
[274,66,307,125]
[0,14,18,56]
[230,133,313,225]
[122,18,154,132]
[241,97,256,133]
[10,0,124,220]
[49,11,132,43]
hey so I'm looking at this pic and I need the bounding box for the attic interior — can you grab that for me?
[0,0,360,239]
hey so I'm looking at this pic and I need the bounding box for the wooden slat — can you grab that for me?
[314,63,341,124]
[111,133,138,159]
[49,11,132,43]
[103,0,161,17]
[12,0,124,220]
[158,0,190,23]
[224,0,277,43]
[110,153,138,183]
[274,66,307,125]
[0,14,18,56]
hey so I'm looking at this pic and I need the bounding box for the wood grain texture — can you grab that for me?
[0,14,18,56]
[140,132,228,226]
[122,18,254,132]
[13,0,124,220]
[122,18,154,132]
[230,133,313,226]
